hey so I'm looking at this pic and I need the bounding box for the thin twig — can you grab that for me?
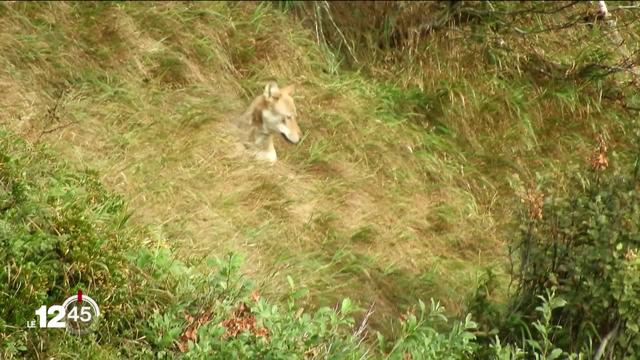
[513,17,585,35]
[353,301,375,341]
[39,121,78,136]
[593,320,620,360]
[502,1,581,16]
[36,87,75,142]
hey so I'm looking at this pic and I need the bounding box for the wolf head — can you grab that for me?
[261,83,301,144]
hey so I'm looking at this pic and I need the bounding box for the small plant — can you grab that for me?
[380,299,478,360]
[489,290,581,360]
[525,290,577,360]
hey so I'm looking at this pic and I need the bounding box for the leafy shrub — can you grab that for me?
[380,299,478,359]
[0,131,137,356]
[509,165,640,357]
[491,289,584,360]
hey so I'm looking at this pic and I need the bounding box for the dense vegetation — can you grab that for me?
[1,1,639,358]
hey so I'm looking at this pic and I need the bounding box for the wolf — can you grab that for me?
[238,82,302,163]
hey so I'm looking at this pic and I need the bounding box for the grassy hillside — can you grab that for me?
[1,1,507,324]
[1,1,639,357]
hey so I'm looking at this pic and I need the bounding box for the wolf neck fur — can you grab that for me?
[248,110,277,162]
[251,127,275,152]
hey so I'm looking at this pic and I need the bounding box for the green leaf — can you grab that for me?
[340,298,352,314]
[549,348,563,360]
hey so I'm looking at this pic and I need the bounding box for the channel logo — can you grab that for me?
[27,289,100,336]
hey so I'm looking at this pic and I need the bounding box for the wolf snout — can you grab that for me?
[281,132,300,144]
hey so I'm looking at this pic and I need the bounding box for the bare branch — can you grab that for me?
[38,120,79,138]
[501,1,581,16]
[353,301,375,341]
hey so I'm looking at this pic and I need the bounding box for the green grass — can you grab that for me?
[1,1,639,353]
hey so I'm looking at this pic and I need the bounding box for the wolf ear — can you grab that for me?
[264,82,281,100]
[280,84,296,96]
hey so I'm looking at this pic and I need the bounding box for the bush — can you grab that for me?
[509,165,640,357]
[0,131,138,356]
